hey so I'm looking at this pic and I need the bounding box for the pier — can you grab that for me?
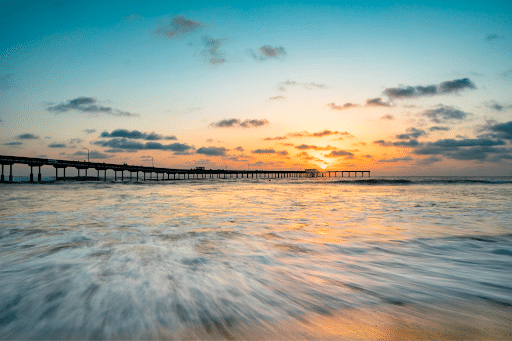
[0,155,370,182]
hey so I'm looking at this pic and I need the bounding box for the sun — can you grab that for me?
[320,164,327,170]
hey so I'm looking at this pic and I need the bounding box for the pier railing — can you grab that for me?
[0,155,370,182]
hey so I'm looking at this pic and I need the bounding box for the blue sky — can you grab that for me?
[1,0,511,175]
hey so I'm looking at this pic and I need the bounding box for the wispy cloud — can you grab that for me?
[196,146,228,156]
[202,36,227,64]
[210,118,269,128]
[484,101,512,111]
[269,96,285,100]
[0,74,14,91]
[382,78,476,100]
[396,127,427,140]
[100,129,176,141]
[326,102,360,111]
[295,144,337,150]
[155,15,203,38]
[252,148,277,154]
[4,142,23,146]
[381,114,394,120]
[378,156,414,163]
[47,97,138,117]
[279,80,327,91]
[251,45,286,60]
[485,33,500,41]
[73,150,111,159]
[83,129,96,134]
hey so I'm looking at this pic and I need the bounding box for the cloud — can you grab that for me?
[419,105,471,123]
[155,15,203,38]
[4,142,23,146]
[83,129,96,134]
[202,36,227,64]
[485,33,500,41]
[251,45,286,60]
[412,138,508,161]
[396,127,426,140]
[326,102,360,111]
[269,96,285,100]
[0,74,14,91]
[284,130,353,138]
[210,118,269,128]
[93,138,193,152]
[373,139,421,147]
[484,101,511,111]
[501,69,512,79]
[378,156,414,163]
[429,126,450,132]
[48,143,67,148]
[17,133,39,139]
[280,80,327,91]
[72,150,111,159]
[47,97,138,117]
[382,78,476,100]
[366,97,392,107]
[196,146,228,156]
[100,129,176,141]
[381,114,394,120]
[295,144,337,150]
[252,148,276,154]
[324,150,354,157]
[264,136,287,141]
[234,146,244,152]
[69,138,83,144]
[484,120,512,140]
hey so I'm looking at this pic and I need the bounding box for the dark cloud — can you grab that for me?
[210,118,269,128]
[429,126,450,132]
[17,133,40,139]
[93,138,193,152]
[251,46,286,60]
[373,139,421,147]
[413,138,507,162]
[381,114,394,120]
[83,129,96,134]
[234,146,244,152]
[383,78,476,100]
[72,150,111,159]
[326,102,360,111]
[252,148,276,154]
[277,150,289,156]
[100,129,176,141]
[396,127,426,140]
[4,142,23,146]
[485,120,512,140]
[269,96,285,100]
[416,156,443,165]
[47,97,138,117]
[419,105,471,123]
[48,143,67,148]
[324,150,354,157]
[366,97,391,107]
[196,146,229,156]
[155,15,203,38]
[69,138,83,144]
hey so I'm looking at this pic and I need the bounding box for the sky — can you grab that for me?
[1,0,511,175]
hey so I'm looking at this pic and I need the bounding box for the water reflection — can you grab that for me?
[0,179,511,339]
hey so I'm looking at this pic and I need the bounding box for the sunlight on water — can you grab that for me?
[1,177,511,339]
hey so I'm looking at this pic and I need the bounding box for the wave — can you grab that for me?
[334,177,512,185]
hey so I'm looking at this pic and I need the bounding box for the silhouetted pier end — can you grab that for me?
[0,155,370,183]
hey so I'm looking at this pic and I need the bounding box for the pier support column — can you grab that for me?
[121,171,124,182]
[30,166,33,182]
[9,164,13,182]
[63,167,66,180]
[1,164,4,182]
[137,172,139,181]
[104,170,107,181]
[114,171,117,182]
[143,172,146,181]
[38,166,41,181]
[55,167,58,180]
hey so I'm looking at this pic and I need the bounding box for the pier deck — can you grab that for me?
[0,155,370,182]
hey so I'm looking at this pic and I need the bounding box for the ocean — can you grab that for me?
[1,176,511,340]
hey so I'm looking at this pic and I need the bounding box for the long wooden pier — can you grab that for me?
[0,155,370,182]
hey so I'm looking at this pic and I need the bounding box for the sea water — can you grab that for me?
[1,176,511,339]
